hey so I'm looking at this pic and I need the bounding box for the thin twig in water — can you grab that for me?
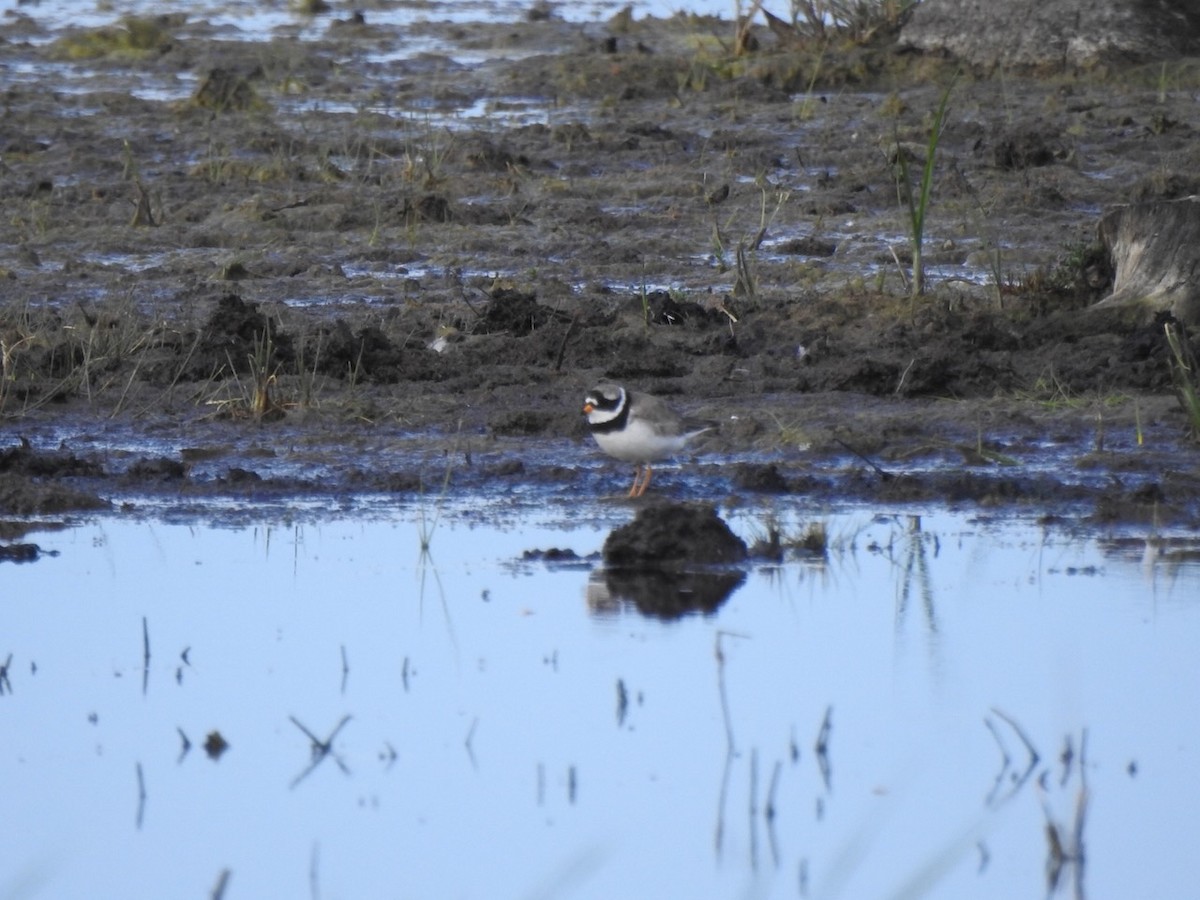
[984,708,1040,806]
[748,747,759,870]
[289,714,353,789]
[715,630,750,753]
[814,706,833,791]
[765,759,782,822]
[1040,732,1088,897]
[833,436,893,481]
[990,706,1040,768]
[1073,729,1090,868]
[765,758,783,868]
[210,869,231,900]
[135,762,147,829]
[713,629,749,857]
[553,313,579,372]
[464,717,479,770]
[142,616,151,695]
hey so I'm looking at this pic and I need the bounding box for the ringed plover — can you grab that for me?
[583,383,711,497]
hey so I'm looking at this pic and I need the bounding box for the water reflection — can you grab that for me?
[586,567,745,619]
[1,510,1198,899]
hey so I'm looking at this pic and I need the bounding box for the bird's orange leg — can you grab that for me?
[627,465,644,497]
[634,464,653,497]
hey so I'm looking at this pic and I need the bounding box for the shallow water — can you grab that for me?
[3,503,1198,898]
[10,0,735,44]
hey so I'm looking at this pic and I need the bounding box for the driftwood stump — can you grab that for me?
[1096,197,1200,325]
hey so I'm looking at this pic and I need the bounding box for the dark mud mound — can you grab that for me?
[477,287,562,335]
[603,502,747,567]
[193,293,294,377]
[0,443,109,514]
[316,320,440,383]
[595,503,748,619]
[0,472,109,515]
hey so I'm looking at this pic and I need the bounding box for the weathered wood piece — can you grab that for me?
[899,0,1200,69]
[1096,197,1200,324]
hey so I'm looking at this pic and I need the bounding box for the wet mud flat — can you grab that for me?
[1,6,1200,530]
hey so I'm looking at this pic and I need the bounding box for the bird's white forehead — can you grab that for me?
[587,384,623,404]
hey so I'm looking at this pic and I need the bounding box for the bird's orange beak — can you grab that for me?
[583,402,594,414]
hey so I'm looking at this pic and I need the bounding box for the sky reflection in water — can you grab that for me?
[3,507,1198,899]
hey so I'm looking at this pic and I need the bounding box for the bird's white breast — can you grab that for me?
[592,415,691,463]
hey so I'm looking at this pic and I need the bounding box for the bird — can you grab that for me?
[582,383,711,497]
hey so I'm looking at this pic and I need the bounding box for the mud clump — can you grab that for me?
[478,288,561,336]
[603,502,748,567]
[0,446,110,514]
[0,473,110,516]
[195,293,294,376]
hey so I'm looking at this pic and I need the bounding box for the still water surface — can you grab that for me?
[3,505,1198,898]
[10,0,737,40]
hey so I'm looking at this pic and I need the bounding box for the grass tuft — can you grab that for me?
[894,70,958,300]
[1164,321,1200,441]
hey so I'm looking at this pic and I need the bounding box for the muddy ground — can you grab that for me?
[1,6,1200,532]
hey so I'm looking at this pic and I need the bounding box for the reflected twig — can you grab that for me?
[210,868,231,900]
[381,741,397,769]
[176,645,191,686]
[0,652,12,695]
[715,630,749,754]
[141,615,151,695]
[1042,729,1089,900]
[984,707,1040,807]
[464,717,478,770]
[339,644,349,695]
[713,629,749,856]
[134,761,147,829]
[1059,732,1074,787]
[715,751,733,856]
[765,758,782,868]
[991,707,1040,763]
[749,747,759,870]
[417,547,459,663]
[896,516,939,638]
[177,727,191,763]
[289,714,352,789]
[814,705,833,793]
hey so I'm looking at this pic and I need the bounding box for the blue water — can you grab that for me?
[3,506,1197,898]
[5,0,737,43]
